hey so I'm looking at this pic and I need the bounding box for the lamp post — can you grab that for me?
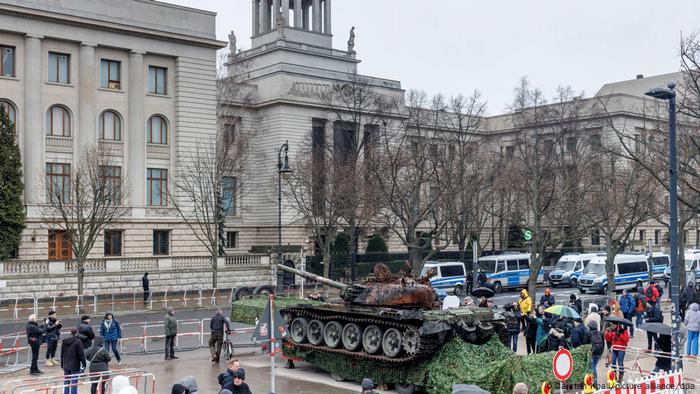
[277,141,292,294]
[645,81,679,369]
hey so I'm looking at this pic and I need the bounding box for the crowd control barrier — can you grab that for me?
[0,368,154,394]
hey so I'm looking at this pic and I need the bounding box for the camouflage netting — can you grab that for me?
[284,337,592,394]
[230,297,324,325]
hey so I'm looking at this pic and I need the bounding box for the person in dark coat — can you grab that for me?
[142,272,150,305]
[219,359,246,388]
[77,315,95,349]
[44,310,62,367]
[209,309,231,363]
[61,328,85,394]
[506,302,522,352]
[26,314,46,375]
[652,334,672,374]
[222,369,252,394]
[568,294,582,315]
[539,288,555,308]
[645,302,663,351]
[570,319,589,348]
[164,307,178,360]
[525,308,540,354]
[680,281,696,320]
[619,289,636,337]
[99,312,122,364]
[85,337,111,394]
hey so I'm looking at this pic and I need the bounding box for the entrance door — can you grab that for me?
[48,230,71,260]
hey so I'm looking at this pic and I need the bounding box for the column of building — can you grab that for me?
[252,0,260,36]
[128,50,146,214]
[294,0,302,28]
[23,34,43,205]
[78,43,96,155]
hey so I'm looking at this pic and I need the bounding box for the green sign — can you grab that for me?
[522,229,533,241]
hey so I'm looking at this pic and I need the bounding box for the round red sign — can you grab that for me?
[553,348,573,381]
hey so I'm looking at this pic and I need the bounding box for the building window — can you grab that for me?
[104,230,122,256]
[226,231,238,249]
[505,146,515,160]
[99,165,122,204]
[655,230,661,245]
[312,119,326,216]
[222,123,236,147]
[148,66,167,95]
[222,177,237,216]
[48,230,71,260]
[46,163,70,204]
[99,110,122,141]
[46,106,71,136]
[0,100,16,127]
[544,140,554,156]
[100,59,121,89]
[591,230,600,246]
[1,46,15,77]
[566,137,577,153]
[48,52,70,84]
[590,134,602,151]
[147,115,168,144]
[153,230,170,255]
[147,168,167,206]
[639,229,645,241]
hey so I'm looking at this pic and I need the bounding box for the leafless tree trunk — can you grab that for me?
[42,147,129,294]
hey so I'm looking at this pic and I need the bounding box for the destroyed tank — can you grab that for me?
[277,263,508,364]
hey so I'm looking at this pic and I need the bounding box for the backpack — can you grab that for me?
[590,331,604,355]
[645,286,654,300]
[656,284,664,297]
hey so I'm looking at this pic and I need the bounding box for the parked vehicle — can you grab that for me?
[649,254,670,281]
[476,253,544,293]
[578,254,650,294]
[664,250,700,286]
[548,253,603,288]
[420,262,467,290]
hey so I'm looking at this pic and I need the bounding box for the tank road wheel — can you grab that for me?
[307,319,325,345]
[362,325,384,354]
[341,323,362,351]
[289,317,309,343]
[382,328,403,358]
[402,328,420,357]
[458,322,478,344]
[323,321,343,348]
[474,322,494,344]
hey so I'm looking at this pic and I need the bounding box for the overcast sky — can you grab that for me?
[168,0,700,115]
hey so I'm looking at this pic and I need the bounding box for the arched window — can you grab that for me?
[99,110,122,141]
[147,115,168,145]
[46,105,71,137]
[0,100,16,127]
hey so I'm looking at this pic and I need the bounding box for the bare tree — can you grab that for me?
[42,147,129,294]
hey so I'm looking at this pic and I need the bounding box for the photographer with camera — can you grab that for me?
[26,314,47,375]
[44,311,62,367]
[504,301,522,352]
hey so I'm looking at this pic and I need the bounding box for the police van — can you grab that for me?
[578,254,650,294]
[477,253,544,293]
[663,250,700,286]
[650,254,670,281]
[420,261,467,290]
[548,253,604,288]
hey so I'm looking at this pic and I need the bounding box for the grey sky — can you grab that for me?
[168,0,700,115]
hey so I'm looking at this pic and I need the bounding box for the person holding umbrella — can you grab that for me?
[652,334,672,374]
[604,323,629,380]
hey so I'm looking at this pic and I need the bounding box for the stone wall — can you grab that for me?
[0,255,274,298]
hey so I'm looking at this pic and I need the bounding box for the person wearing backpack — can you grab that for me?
[571,319,590,348]
[645,282,659,305]
[588,321,605,383]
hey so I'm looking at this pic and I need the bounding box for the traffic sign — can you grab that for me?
[523,229,533,241]
[553,348,573,382]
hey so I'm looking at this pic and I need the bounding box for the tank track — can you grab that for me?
[282,307,441,364]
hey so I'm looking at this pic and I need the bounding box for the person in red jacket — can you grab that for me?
[605,324,630,380]
[644,281,660,305]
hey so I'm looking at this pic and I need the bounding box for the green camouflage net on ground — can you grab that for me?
[284,337,592,394]
[230,297,324,325]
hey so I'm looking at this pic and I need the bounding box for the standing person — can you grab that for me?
[571,319,590,348]
[222,370,251,394]
[45,311,62,367]
[60,328,85,394]
[210,309,231,363]
[634,292,646,334]
[142,272,150,305]
[85,337,111,394]
[645,302,663,351]
[164,307,178,360]
[610,300,623,318]
[584,304,601,331]
[652,334,672,374]
[645,281,660,305]
[539,288,555,308]
[619,290,635,337]
[99,312,122,364]
[517,289,532,331]
[588,321,605,384]
[26,314,46,375]
[218,359,245,388]
[466,272,473,294]
[477,270,487,287]
[77,315,95,349]
[680,281,695,320]
[684,302,700,356]
[178,375,199,394]
[604,324,629,381]
[506,302,521,353]
[569,294,582,315]
[524,308,540,355]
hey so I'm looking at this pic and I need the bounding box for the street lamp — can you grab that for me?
[645,81,679,369]
[277,141,292,293]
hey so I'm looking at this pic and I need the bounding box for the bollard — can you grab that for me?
[93,294,98,314]
[210,289,216,306]
[33,296,38,316]
[75,295,80,315]
[198,289,203,308]
[133,292,136,310]
[13,298,18,320]
[228,288,234,305]
[183,290,187,309]
[111,293,115,312]
[51,296,56,313]
[163,290,168,309]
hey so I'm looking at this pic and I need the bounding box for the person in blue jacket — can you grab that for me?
[619,289,636,337]
[99,312,122,364]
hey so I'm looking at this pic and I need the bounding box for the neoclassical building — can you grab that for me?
[0,0,225,261]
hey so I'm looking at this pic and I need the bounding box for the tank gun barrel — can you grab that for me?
[276,264,348,290]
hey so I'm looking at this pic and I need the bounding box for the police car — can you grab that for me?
[420,261,467,290]
[663,250,700,286]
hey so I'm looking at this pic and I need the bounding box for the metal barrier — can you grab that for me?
[0,368,155,394]
[585,370,684,394]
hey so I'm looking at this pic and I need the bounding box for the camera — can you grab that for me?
[503,303,514,312]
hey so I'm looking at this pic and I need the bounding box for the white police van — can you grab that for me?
[663,250,700,286]
[420,261,467,290]
[578,254,650,294]
[650,254,670,281]
[548,253,603,288]
[477,253,544,293]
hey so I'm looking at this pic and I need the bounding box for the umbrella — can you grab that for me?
[471,287,495,298]
[639,322,672,336]
[544,305,581,319]
[452,384,491,394]
[604,316,634,327]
